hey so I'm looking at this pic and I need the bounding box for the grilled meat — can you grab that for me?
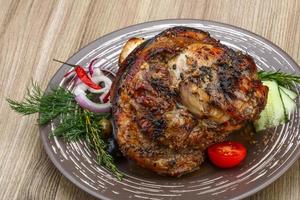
[119,37,145,65]
[112,27,268,176]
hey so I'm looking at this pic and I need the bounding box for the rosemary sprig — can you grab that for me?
[258,70,300,89]
[84,111,123,180]
[7,82,123,180]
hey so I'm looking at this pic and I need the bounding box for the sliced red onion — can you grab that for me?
[101,69,116,77]
[72,76,79,86]
[73,77,111,95]
[73,72,112,113]
[100,89,110,103]
[64,69,75,78]
[88,76,112,94]
[88,58,98,76]
[75,94,111,113]
[92,68,104,77]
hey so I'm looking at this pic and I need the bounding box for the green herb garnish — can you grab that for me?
[7,82,123,180]
[254,70,299,132]
[84,111,123,179]
[258,70,300,89]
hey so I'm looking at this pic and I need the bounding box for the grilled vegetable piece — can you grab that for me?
[119,37,145,65]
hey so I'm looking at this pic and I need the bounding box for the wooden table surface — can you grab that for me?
[1,0,299,199]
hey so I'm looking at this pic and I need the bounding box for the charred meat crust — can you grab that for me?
[111,26,268,176]
[111,26,209,104]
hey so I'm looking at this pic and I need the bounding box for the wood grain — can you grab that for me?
[0,0,299,199]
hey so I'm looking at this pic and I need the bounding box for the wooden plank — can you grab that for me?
[0,0,299,199]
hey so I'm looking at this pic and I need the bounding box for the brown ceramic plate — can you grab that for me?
[40,19,300,200]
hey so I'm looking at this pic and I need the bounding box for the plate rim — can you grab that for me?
[39,19,300,200]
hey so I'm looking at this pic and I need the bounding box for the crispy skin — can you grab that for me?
[112,27,268,176]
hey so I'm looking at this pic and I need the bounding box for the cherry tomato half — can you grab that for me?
[207,141,247,168]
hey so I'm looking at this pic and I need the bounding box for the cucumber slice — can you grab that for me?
[280,87,297,116]
[254,81,286,131]
[279,86,297,100]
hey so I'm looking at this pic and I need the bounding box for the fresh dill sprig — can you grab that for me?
[39,88,76,125]
[258,70,300,89]
[7,82,124,180]
[6,81,42,115]
[7,82,76,125]
[51,108,86,141]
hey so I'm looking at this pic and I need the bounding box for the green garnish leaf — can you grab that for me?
[258,70,300,89]
[6,81,42,115]
[255,70,299,132]
[7,82,123,180]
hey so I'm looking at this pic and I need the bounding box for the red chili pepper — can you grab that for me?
[75,67,101,89]
[53,59,101,90]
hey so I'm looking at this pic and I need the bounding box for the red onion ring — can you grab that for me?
[73,68,112,113]
[75,94,111,113]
